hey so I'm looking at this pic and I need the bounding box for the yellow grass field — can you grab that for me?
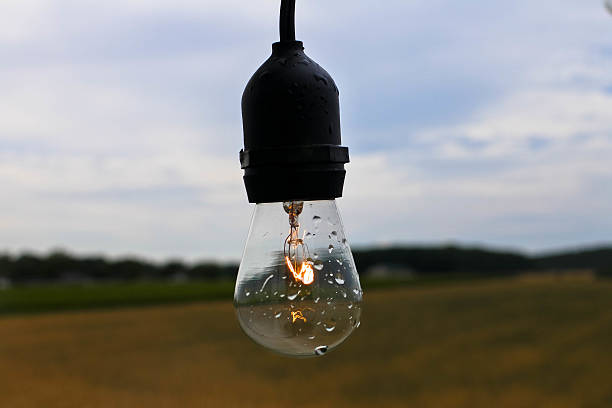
[1,278,611,408]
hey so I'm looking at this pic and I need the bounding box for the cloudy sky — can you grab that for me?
[1,0,611,261]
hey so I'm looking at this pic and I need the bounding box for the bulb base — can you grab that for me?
[240,41,349,203]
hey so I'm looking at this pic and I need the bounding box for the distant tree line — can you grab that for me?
[353,246,533,276]
[0,245,611,285]
[0,252,237,284]
[354,246,612,278]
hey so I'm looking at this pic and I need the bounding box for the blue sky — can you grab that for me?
[1,0,611,261]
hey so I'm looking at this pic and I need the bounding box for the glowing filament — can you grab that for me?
[285,256,315,285]
[291,311,307,323]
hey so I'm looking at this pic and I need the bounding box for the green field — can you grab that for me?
[1,277,611,407]
[0,280,236,315]
[0,275,480,315]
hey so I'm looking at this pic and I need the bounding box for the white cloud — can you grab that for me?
[419,88,612,157]
[0,150,251,260]
[341,66,612,251]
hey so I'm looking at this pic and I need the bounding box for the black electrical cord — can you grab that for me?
[280,0,296,42]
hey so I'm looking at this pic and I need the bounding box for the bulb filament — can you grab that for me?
[283,201,314,286]
[285,256,315,285]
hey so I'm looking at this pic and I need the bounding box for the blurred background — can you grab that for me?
[1,1,611,407]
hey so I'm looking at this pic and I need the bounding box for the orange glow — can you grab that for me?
[285,256,315,285]
[301,263,314,285]
[291,311,307,323]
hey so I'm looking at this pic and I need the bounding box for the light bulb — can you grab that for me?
[234,200,362,357]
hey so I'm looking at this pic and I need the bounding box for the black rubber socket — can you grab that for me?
[240,41,349,203]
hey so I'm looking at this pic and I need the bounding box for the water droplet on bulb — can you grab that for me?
[335,274,345,285]
[313,74,328,86]
[288,293,298,301]
[328,245,334,253]
[275,311,283,319]
[314,297,320,303]
[315,346,328,356]
[260,274,274,291]
[245,291,251,297]
[331,231,338,237]
[314,261,324,271]
[308,335,316,340]
[323,320,337,332]
[313,216,322,224]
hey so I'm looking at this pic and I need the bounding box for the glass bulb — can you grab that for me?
[234,200,363,357]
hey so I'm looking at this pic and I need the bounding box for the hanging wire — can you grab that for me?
[280,0,296,42]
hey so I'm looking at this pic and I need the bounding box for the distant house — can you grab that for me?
[366,264,416,279]
[0,277,11,290]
